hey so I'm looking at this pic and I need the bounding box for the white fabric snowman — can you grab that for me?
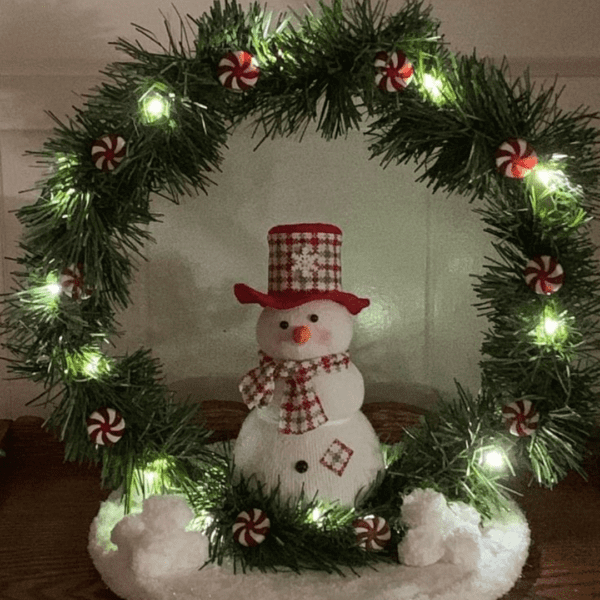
[233,223,384,508]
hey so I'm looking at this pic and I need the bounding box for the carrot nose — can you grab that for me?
[293,325,311,345]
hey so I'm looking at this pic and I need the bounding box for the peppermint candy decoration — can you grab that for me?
[232,508,271,547]
[87,408,126,446]
[502,400,539,437]
[91,134,127,172]
[60,264,94,300]
[524,255,565,295]
[217,51,260,91]
[352,516,391,551]
[495,138,538,179]
[374,50,414,92]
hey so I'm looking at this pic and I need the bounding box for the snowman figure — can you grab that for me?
[233,223,384,508]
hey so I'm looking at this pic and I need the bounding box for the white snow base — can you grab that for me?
[89,490,530,600]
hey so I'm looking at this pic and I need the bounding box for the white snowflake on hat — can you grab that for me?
[234,223,370,315]
[291,247,319,277]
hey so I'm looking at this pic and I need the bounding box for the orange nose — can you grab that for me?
[293,325,312,345]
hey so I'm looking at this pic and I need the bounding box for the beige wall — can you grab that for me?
[1,0,599,418]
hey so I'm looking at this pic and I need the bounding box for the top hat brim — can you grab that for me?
[234,284,370,315]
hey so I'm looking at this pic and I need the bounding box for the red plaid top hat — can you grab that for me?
[234,223,370,315]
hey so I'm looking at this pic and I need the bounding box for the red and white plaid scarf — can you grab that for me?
[239,351,351,435]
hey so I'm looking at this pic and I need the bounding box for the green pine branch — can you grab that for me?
[1,0,600,573]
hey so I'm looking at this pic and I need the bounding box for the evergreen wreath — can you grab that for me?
[2,0,600,574]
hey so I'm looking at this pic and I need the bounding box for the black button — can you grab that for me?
[295,460,309,473]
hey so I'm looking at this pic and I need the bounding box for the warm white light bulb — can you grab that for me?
[535,167,554,187]
[199,514,214,529]
[143,468,159,487]
[533,165,573,193]
[146,97,168,119]
[84,354,102,377]
[139,86,173,124]
[423,74,443,101]
[544,317,560,335]
[482,449,504,469]
[39,278,62,311]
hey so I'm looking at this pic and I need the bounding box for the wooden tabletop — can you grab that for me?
[1,413,599,600]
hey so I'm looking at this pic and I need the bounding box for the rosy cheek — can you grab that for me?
[315,327,331,345]
[277,330,291,344]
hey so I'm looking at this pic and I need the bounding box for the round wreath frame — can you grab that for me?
[3,0,600,574]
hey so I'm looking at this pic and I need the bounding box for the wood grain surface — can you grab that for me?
[1,408,599,600]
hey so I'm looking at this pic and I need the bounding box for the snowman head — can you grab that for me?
[256,299,354,361]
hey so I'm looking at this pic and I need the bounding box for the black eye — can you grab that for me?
[309,314,319,323]
[279,321,289,329]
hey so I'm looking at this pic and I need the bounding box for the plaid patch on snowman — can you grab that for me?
[319,438,354,476]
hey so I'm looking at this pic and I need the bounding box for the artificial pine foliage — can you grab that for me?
[377,382,518,521]
[2,0,600,573]
[206,469,394,574]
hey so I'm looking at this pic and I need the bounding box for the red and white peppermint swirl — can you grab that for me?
[495,138,538,179]
[524,255,564,295]
[87,408,126,446]
[374,50,414,92]
[232,508,270,547]
[91,134,127,172]
[502,400,539,437]
[217,51,260,91]
[353,516,391,551]
[60,264,93,300]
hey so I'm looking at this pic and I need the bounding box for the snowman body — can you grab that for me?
[233,300,384,508]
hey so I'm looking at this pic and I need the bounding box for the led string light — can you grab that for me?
[480,449,505,469]
[3,1,599,577]
[64,347,112,380]
[421,73,444,103]
[532,302,570,350]
[139,82,176,125]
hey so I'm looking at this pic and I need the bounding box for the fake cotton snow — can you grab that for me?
[89,489,530,600]
[398,488,485,569]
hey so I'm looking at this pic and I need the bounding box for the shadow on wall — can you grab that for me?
[144,253,248,339]
[0,0,119,130]
[145,240,442,411]
[169,375,441,411]
[0,0,115,70]
[146,251,441,411]
[170,375,242,404]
